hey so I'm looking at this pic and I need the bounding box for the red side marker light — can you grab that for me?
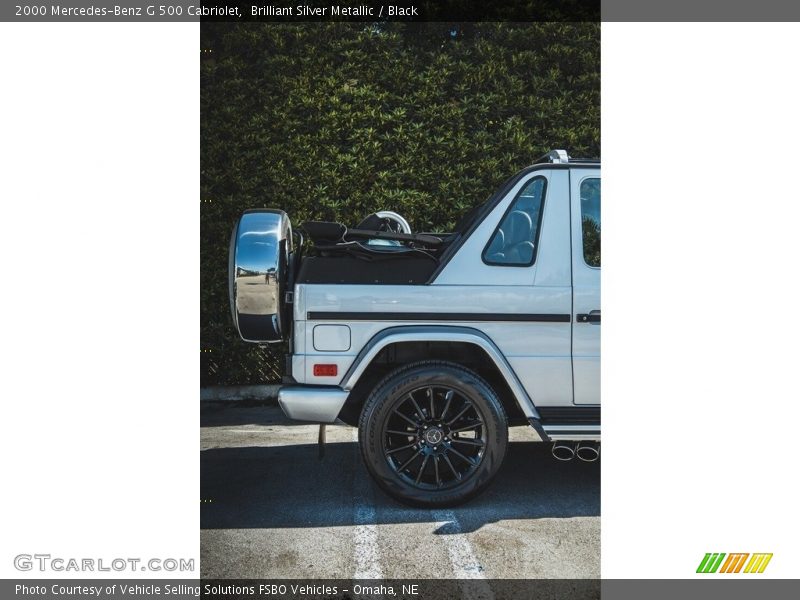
[313,364,338,377]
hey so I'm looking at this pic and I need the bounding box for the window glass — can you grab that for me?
[581,178,601,267]
[483,177,546,266]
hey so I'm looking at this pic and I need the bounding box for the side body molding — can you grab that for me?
[339,325,541,420]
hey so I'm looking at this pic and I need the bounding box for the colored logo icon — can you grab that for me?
[697,553,772,574]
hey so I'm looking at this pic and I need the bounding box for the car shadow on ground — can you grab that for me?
[201,440,599,533]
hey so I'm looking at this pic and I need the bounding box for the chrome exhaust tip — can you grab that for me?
[576,443,600,462]
[552,442,576,461]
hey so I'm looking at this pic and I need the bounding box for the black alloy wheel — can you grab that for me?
[359,361,508,507]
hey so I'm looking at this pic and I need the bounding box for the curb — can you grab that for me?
[200,384,281,402]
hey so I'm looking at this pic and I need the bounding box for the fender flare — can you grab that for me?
[339,325,541,420]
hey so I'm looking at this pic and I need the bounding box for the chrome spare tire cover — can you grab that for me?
[228,209,292,343]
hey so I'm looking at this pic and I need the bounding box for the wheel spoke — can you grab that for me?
[408,395,426,421]
[446,403,471,426]
[386,429,415,437]
[442,452,461,480]
[384,384,488,489]
[385,442,416,456]
[441,390,454,420]
[397,449,423,472]
[450,437,484,447]
[393,409,418,427]
[448,445,476,466]
[415,455,430,484]
[450,421,482,433]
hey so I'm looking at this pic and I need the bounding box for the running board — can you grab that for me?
[528,418,601,442]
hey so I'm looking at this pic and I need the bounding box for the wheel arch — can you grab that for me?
[336,326,540,426]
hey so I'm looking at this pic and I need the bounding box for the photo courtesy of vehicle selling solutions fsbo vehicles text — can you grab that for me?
[201,18,600,586]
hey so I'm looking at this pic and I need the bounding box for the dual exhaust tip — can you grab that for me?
[552,442,600,462]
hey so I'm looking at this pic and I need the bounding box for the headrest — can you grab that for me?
[302,221,346,243]
[505,210,533,244]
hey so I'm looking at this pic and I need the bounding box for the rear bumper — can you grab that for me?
[277,386,349,423]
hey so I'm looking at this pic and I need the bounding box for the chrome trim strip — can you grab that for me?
[542,425,601,431]
[547,433,601,442]
[542,424,601,442]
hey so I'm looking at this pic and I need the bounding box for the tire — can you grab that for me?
[358,361,508,507]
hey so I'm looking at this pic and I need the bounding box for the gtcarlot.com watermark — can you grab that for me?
[14,554,195,572]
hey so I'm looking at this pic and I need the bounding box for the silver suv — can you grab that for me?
[228,150,600,506]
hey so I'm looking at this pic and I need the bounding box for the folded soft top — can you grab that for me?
[302,220,443,248]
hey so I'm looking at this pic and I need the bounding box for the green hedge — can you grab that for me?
[201,22,599,386]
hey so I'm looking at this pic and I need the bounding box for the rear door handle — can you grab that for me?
[576,312,600,323]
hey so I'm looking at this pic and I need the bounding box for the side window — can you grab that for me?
[581,178,601,267]
[483,176,546,266]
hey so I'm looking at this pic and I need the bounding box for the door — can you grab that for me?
[571,170,600,405]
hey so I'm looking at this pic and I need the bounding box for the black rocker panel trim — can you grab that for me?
[538,406,601,425]
[306,312,571,322]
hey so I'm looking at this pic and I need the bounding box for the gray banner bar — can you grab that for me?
[6,0,800,22]
[2,1,200,21]
[603,579,800,599]
[4,579,800,599]
[3,580,201,600]
[602,0,800,21]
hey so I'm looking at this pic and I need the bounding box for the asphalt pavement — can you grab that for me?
[200,404,599,580]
